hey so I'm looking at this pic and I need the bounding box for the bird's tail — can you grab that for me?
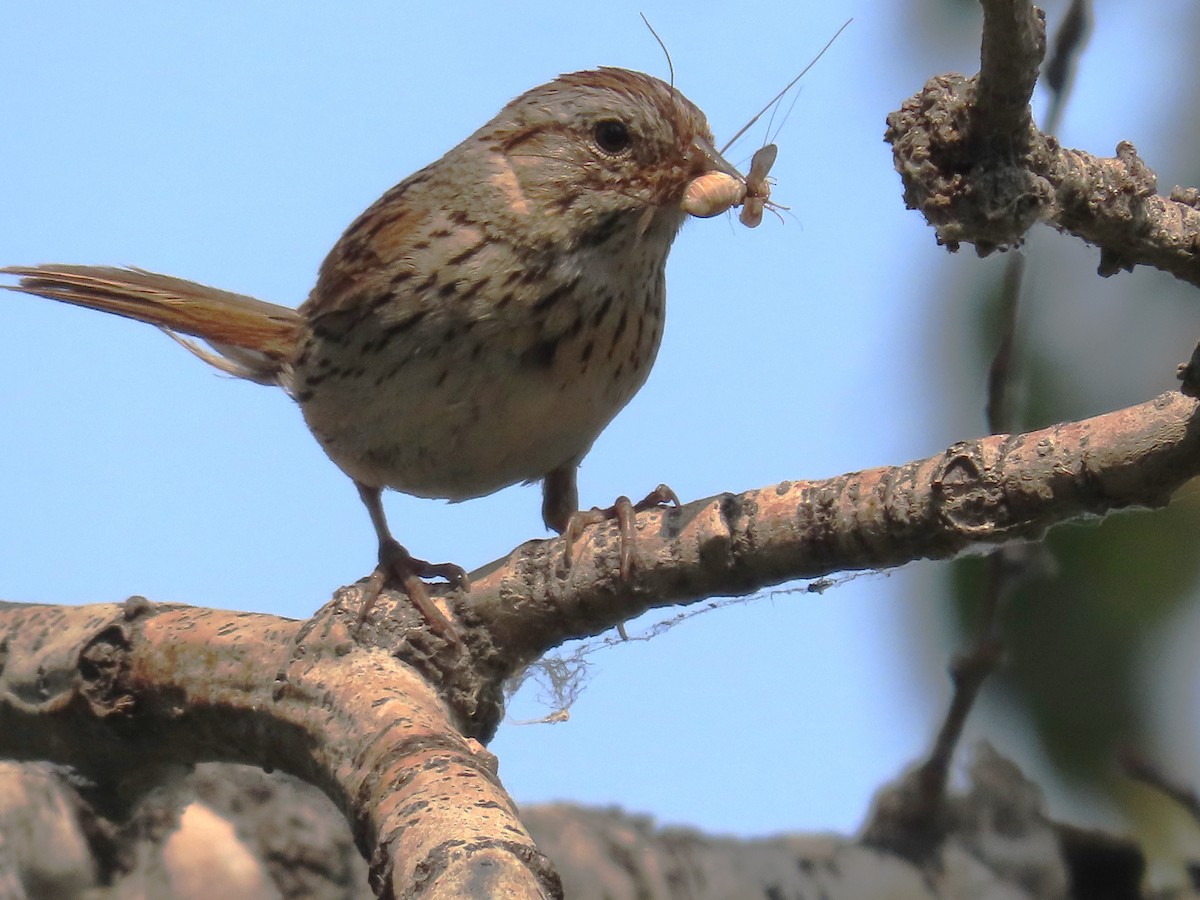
[1,264,301,386]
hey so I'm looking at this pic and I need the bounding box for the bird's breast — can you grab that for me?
[293,237,669,500]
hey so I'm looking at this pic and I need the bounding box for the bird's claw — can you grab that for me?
[563,483,680,579]
[357,538,466,644]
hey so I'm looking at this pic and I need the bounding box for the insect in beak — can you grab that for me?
[681,141,777,227]
[681,135,749,220]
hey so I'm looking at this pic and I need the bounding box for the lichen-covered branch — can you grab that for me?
[885,0,1200,287]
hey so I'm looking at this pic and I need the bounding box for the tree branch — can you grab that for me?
[0,599,560,898]
[975,0,1044,144]
[885,0,1200,286]
[5,384,1194,894]
[466,388,1200,674]
[7,2,1200,894]
[5,387,1198,740]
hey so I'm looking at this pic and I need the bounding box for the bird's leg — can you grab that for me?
[354,482,466,642]
[541,464,579,536]
[545,465,680,581]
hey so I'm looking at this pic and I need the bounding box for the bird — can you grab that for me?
[3,67,753,638]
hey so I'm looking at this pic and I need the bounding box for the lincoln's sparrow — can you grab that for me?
[3,68,754,635]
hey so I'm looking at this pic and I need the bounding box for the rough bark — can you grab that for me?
[0,746,1151,899]
[3,386,1198,894]
[6,0,1200,895]
[886,1,1200,285]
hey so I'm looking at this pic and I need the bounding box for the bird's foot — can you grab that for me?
[563,483,681,580]
[357,538,469,643]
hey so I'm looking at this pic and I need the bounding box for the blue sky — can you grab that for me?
[3,2,1196,838]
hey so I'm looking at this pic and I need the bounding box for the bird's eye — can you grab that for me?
[593,119,632,155]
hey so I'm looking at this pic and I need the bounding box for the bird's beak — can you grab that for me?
[681,136,749,219]
[689,135,744,180]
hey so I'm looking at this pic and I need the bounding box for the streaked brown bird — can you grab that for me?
[3,68,752,637]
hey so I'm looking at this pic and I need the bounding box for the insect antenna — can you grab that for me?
[720,17,852,155]
[764,84,803,148]
[640,13,675,90]
[639,12,693,176]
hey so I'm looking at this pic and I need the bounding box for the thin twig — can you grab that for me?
[903,0,1092,840]
[1043,0,1092,135]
